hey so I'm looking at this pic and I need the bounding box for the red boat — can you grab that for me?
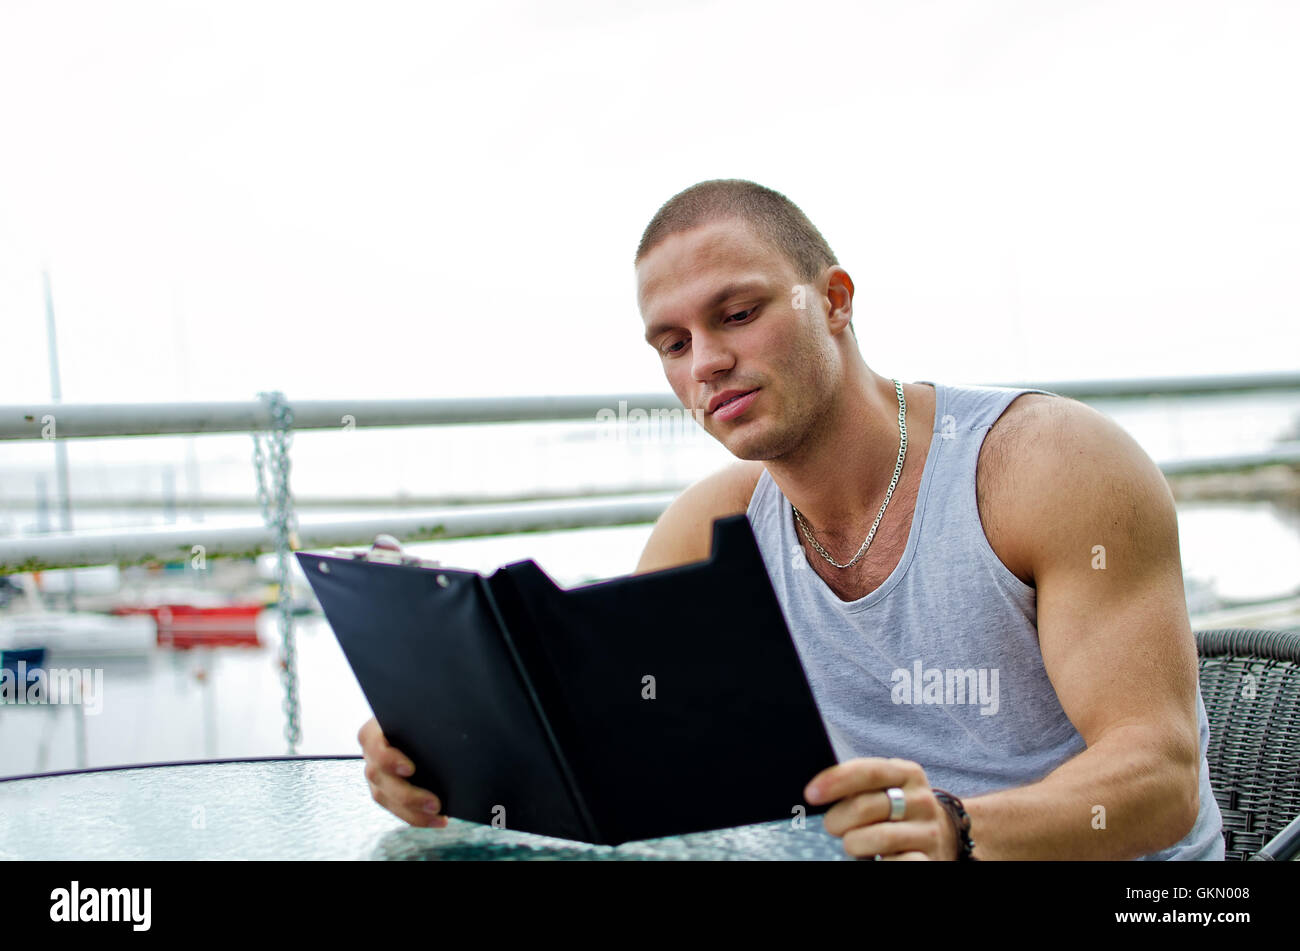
[112,603,263,649]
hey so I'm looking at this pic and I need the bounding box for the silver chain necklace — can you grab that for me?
[791,379,907,570]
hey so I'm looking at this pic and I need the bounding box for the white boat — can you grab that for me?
[0,611,156,660]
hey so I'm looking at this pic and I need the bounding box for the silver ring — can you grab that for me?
[885,786,906,822]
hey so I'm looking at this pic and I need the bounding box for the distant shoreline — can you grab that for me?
[1169,465,1300,507]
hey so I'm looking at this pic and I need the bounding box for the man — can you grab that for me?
[360,179,1224,860]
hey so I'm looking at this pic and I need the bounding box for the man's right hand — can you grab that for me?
[358,716,447,828]
[357,532,447,828]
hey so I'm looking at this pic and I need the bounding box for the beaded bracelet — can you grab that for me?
[932,787,978,861]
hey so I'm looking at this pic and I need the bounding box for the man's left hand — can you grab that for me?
[806,757,959,861]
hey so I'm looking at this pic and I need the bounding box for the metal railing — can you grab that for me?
[5,371,1300,441]
[2,373,1299,573]
[0,495,678,573]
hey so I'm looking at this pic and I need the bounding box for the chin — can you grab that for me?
[717,424,790,462]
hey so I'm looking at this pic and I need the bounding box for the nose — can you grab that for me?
[690,331,735,382]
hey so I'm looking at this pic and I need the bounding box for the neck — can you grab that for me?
[764,368,920,543]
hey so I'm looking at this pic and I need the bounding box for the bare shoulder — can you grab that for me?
[977,393,1174,585]
[634,460,766,574]
[982,392,1155,477]
[978,393,1071,480]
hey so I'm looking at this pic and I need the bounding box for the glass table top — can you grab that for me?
[0,757,851,860]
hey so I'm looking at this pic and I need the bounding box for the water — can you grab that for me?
[0,613,370,776]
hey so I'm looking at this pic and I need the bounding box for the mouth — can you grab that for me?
[707,388,760,420]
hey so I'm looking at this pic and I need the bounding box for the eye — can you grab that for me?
[661,337,687,356]
[725,307,757,323]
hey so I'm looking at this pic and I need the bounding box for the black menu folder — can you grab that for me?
[296,513,837,845]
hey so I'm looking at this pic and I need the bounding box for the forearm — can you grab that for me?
[963,725,1200,860]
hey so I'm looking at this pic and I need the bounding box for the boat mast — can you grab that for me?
[43,268,75,610]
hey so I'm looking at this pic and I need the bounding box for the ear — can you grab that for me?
[823,266,855,337]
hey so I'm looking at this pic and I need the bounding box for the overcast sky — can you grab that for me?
[1,0,1297,408]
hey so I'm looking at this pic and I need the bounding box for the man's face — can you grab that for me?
[636,217,845,461]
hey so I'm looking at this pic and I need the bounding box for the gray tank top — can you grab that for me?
[746,380,1224,860]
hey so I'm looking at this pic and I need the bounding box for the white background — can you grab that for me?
[2,0,1296,403]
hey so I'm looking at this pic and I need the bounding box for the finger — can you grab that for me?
[371,533,403,551]
[806,757,925,805]
[841,822,935,860]
[359,720,421,786]
[357,716,382,751]
[385,747,416,778]
[364,755,446,827]
[357,716,402,763]
[822,785,944,837]
[359,718,445,827]
[880,851,930,861]
[368,771,448,828]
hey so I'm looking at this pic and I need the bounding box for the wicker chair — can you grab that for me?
[1195,628,1300,860]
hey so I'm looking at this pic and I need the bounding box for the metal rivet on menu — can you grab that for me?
[319,562,330,574]
[436,574,449,587]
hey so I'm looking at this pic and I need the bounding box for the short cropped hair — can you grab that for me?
[635,179,839,284]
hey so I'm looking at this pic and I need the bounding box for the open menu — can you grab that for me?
[296,514,837,845]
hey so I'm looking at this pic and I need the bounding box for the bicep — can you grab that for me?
[1008,406,1199,749]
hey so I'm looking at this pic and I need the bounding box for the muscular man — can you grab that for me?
[361,179,1225,860]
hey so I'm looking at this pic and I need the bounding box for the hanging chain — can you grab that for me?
[252,390,301,754]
